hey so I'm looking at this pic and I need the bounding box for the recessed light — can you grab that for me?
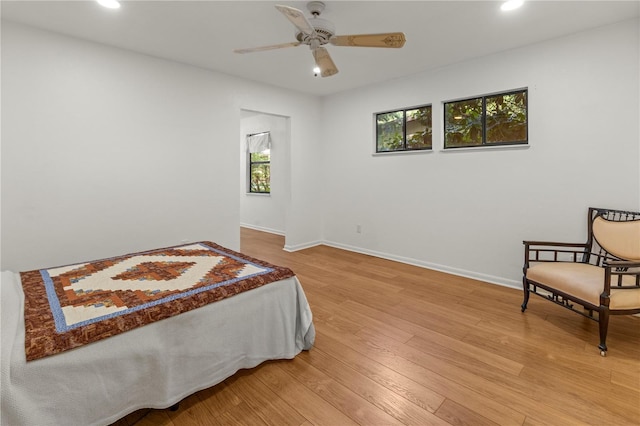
[501,0,524,11]
[97,0,121,9]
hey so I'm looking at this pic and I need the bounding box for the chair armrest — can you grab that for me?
[523,241,589,267]
[604,260,640,268]
[523,241,588,248]
[603,261,640,292]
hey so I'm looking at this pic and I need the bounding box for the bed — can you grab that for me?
[0,241,315,425]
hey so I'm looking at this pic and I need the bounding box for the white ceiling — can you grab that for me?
[2,1,638,96]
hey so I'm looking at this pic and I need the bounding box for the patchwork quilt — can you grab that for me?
[20,242,295,361]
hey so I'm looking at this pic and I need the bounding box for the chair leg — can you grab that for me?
[598,307,609,357]
[521,277,530,312]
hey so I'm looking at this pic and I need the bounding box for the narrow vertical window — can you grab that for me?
[485,91,528,144]
[406,107,433,150]
[247,132,271,194]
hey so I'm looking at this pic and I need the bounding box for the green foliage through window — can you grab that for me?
[249,150,270,193]
[376,105,432,152]
[444,89,527,148]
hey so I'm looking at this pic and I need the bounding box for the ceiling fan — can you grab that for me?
[234,1,406,78]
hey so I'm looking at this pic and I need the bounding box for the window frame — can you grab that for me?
[443,88,528,150]
[375,104,433,153]
[248,150,271,194]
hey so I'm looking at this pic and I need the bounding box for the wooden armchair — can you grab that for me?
[522,207,640,356]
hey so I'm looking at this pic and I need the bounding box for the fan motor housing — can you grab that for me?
[295,17,335,45]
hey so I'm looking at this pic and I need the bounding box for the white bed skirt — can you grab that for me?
[1,270,315,425]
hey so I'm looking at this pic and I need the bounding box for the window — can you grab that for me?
[444,89,527,149]
[247,132,271,194]
[249,150,270,193]
[376,105,432,152]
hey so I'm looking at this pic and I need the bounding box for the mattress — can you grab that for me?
[1,269,315,425]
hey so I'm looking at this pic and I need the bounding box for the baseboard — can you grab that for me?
[322,240,522,290]
[283,240,323,252]
[240,223,285,236]
[247,228,521,290]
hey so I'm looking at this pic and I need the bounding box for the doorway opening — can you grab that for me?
[239,109,291,250]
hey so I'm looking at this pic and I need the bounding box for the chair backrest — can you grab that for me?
[587,207,640,265]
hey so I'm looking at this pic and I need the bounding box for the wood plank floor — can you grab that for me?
[114,228,640,426]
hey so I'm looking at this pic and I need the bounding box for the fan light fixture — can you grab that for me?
[501,0,524,11]
[233,2,406,78]
[97,0,121,9]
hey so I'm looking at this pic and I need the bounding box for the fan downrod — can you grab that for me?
[307,1,325,16]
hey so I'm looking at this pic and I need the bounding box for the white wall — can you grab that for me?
[240,111,289,235]
[1,21,323,271]
[3,19,638,290]
[320,19,640,288]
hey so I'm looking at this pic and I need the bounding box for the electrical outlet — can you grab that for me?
[356,224,362,233]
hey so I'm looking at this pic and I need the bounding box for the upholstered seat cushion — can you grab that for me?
[526,262,640,310]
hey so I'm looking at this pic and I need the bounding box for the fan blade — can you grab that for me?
[312,47,338,78]
[234,42,301,54]
[275,4,316,36]
[330,32,406,48]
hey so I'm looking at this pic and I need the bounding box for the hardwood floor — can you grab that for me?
[115,228,640,425]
